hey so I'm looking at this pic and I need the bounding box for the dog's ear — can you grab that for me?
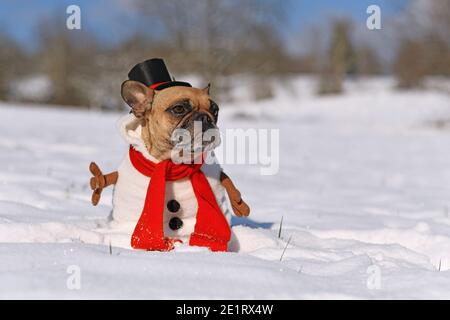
[202,83,211,95]
[121,80,155,118]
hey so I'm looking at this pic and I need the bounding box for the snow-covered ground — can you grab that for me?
[1,77,450,299]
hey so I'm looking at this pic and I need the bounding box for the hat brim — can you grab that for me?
[153,81,192,91]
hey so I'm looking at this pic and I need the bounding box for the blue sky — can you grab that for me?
[0,0,409,51]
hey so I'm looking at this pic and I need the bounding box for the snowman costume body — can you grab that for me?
[109,113,231,248]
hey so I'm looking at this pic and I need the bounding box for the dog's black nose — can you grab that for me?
[195,113,214,131]
[195,113,212,125]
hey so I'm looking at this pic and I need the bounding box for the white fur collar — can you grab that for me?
[117,113,160,163]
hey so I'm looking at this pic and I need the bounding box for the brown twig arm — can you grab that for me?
[220,171,250,217]
[89,162,118,206]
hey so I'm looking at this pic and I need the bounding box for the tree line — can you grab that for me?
[0,0,448,109]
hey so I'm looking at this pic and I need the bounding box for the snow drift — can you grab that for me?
[1,77,450,299]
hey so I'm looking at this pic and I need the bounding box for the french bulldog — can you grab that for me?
[89,74,250,251]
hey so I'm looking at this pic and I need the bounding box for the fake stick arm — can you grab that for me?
[89,162,118,206]
[220,171,250,217]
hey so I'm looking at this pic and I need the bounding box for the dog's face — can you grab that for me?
[121,81,220,161]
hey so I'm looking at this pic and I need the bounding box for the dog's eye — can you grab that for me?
[169,103,190,116]
[172,105,185,114]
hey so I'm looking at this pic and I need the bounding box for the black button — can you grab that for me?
[167,199,180,213]
[169,217,183,230]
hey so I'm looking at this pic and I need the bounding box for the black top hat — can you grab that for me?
[128,58,192,90]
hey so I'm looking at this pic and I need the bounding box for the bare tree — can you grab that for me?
[0,33,26,100]
[131,0,290,100]
[37,18,98,107]
[356,45,382,75]
[393,0,450,88]
[394,39,427,88]
[318,19,356,95]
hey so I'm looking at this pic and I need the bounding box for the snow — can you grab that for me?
[10,75,52,102]
[1,77,450,299]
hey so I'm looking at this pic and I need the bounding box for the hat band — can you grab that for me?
[150,81,170,89]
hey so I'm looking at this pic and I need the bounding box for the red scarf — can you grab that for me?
[129,146,231,252]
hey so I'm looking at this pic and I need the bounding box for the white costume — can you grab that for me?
[106,114,231,249]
